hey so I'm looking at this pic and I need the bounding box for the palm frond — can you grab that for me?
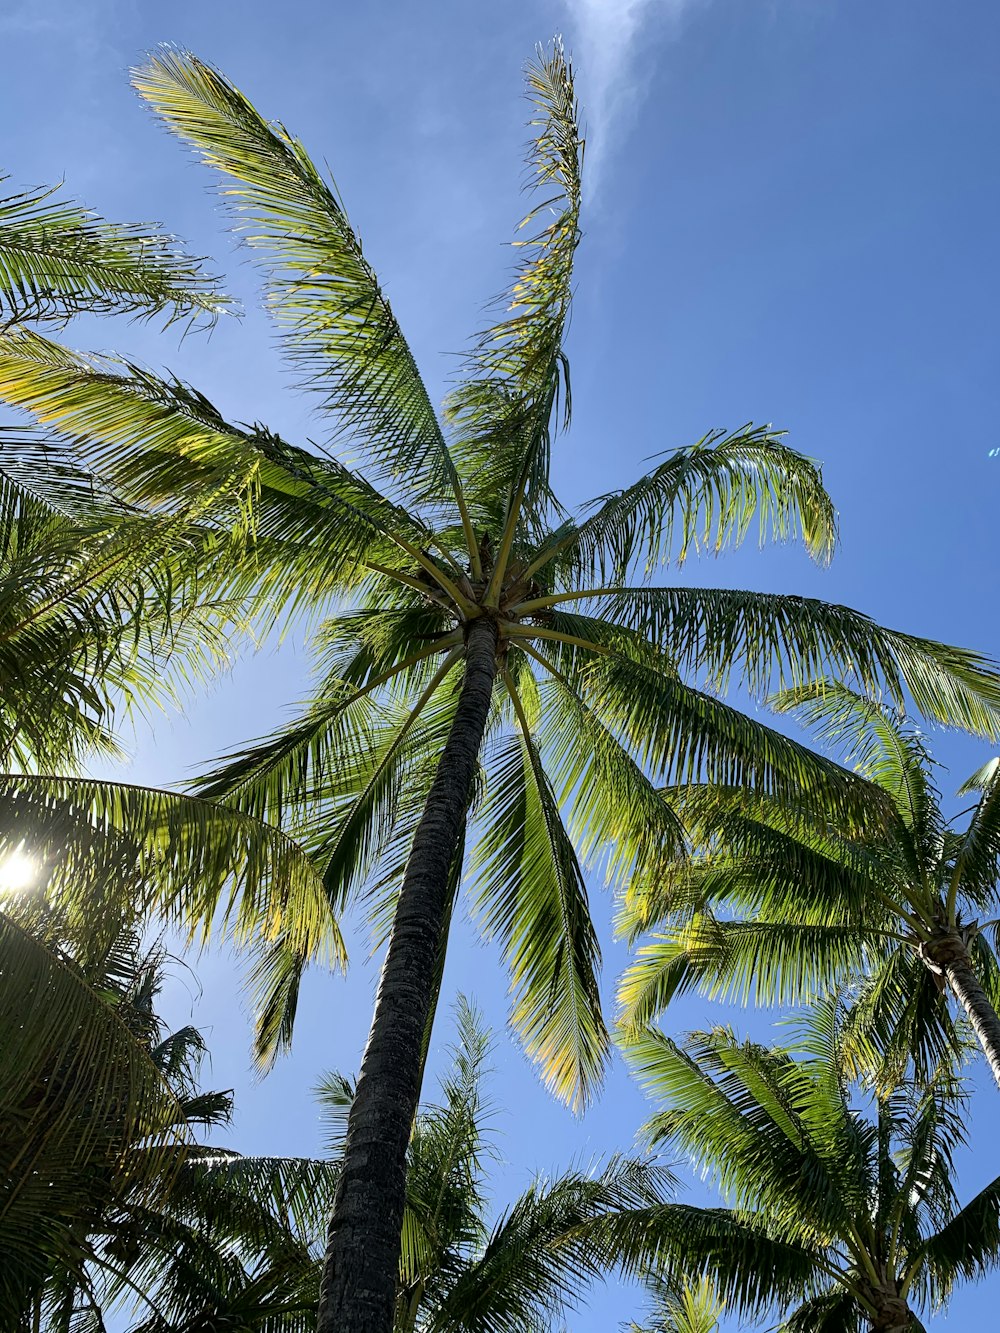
[0,174,229,328]
[131,50,463,518]
[553,425,837,583]
[447,42,582,532]
[473,718,607,1110]
[602,589,1000,740]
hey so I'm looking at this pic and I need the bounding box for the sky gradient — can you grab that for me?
[3,1,999,1327]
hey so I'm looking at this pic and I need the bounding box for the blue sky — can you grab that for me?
[4,0,1000,1326]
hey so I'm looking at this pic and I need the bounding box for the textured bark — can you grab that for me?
[870,1296,913,1332]
[316,616,499,1333]
[921,929,1000,1093]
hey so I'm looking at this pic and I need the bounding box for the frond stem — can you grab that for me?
[503,623,610,656]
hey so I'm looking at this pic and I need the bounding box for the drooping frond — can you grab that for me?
[0,772,344,1019]
[473,715,607,1110]
[553,425,837,584]
[600,588,1000,739]
[530,664,686,891]
[772,681,942,842]
[0,174,229,328]
[617,919,880,1032]
[131,49,464,519]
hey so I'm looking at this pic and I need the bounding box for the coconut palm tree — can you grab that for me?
[4,45,1000,1333]
[630,1277,725,1333]
[1,919,237,1329]
[76,1000,674,1333]
[618,680,1000,1091]
[621,1005,1000,1333]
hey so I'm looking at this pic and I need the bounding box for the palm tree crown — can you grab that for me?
[619,680,1000,1090]
[624,1004,1000,1333]
[89,1001,675,1333]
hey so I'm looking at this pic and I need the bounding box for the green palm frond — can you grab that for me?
[0,453,239,769]
[428,1155,675,1333]
[0,772,341,967]
[131,49,465,522]
[0,330,425,599]
[531,665,686,891]
[0,174,229,328]
[473,717,607,1110]
[617,919,879,1031]
[0,922,198,1325]
[778,1288,860,1332]
[772,681,941,844]
[447,42,582,533]
[603,588,1000,736]
[556,425,837,583]
[631,1277,725,1333]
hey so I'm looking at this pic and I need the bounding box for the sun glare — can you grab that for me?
[0,846,38,894]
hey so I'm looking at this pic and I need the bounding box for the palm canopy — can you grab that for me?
[7,41,1000,1333]
[0,923,237,1331]
[618,680,1000,1089]
[82,1000,676,1333]
[621,1004,1000,1333]
[2,47,1000,1107]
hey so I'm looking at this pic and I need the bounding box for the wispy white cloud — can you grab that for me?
[561,0,703,193]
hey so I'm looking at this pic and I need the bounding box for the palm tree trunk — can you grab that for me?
[870,1302,913,1333]
[921,929,1000,1091]
[316,616,499,1333]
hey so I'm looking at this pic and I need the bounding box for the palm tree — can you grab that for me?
[618,680,1000,1091]
[81,1000,674,1333]
[630,1278,725,1333]
[4,45,1000,1333]
[0,173,343,1041]
[621,1004,1000,1333]
[1,919,237,1328]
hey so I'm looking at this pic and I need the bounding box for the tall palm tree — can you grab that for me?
[82,1000,674,1333]
[618,681,1000,1090]
[4,45,1000,1333]
[621,1005,1000,1333]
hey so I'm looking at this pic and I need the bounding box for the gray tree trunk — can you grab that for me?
[316,616,499,1333]
[921,928,1000,1092]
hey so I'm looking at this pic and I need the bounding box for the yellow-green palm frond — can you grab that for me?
[447,41,583,532]
[131,49,465,521]
[0,174,230,329]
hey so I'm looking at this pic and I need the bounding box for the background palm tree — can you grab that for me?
[2,922,236,1329]
[5,42,1000,1333]
[71,1000,675,1333]
[621,1003,1000,1333]
[630,1278,725,1333]
[618,680,1000,1090]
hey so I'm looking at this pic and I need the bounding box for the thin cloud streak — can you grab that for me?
[561,0,700,194]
